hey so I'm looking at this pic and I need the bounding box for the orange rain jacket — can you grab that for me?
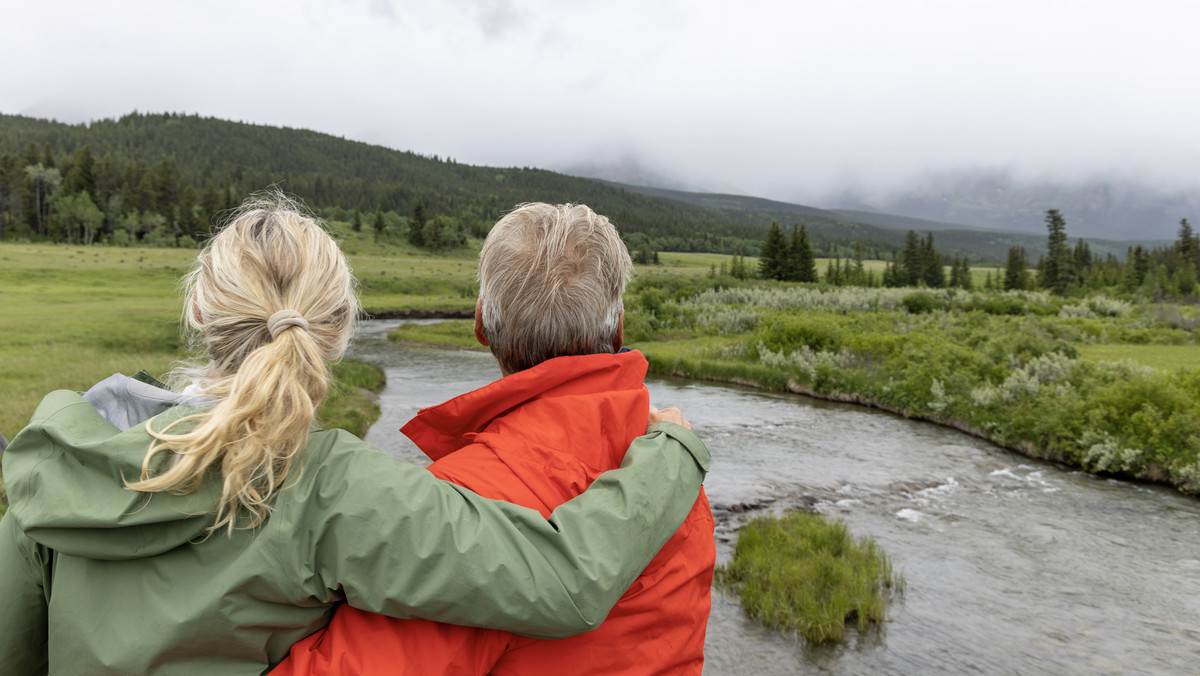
[275,350,715,675]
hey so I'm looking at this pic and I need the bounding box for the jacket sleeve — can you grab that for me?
[0,513,51,675]
[294,422,710,639]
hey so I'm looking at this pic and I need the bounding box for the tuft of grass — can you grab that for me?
[717,511,904,644]
[316,361,387,439]
[387,320,482,350]
[1076,343,1200,373]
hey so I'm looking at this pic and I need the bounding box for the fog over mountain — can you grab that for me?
[827,169,1199,241]
[563,156,1196,242]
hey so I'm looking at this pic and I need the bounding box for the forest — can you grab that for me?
[0,112,1167,264]
[0,112,803,255]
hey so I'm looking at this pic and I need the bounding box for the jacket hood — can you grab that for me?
[3,385,221,561]
[402,350,649,462]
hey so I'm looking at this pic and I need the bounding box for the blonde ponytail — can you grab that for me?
[127,193,359,535]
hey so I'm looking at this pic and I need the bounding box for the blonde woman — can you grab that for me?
[0,195,709,675]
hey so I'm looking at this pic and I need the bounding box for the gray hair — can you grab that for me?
[478,203,632,374]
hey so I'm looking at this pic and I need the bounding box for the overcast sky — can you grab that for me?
[3,0,1198,204]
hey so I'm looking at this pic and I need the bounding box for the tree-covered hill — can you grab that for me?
[0,112,1168,262]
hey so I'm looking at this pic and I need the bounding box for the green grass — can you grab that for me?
[320,361,387,438]
[1077,344,1200,373]
[717,511,904,643]
[0,241,486,438]
[387,320,480,349]
[0,245,193,438]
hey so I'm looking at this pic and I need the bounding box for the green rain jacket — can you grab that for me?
[0,376,710,675]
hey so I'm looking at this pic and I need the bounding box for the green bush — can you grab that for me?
[757,314,844,353]
[901,291,948,314]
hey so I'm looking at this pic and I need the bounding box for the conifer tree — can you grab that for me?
[949,254,964,289]
[790,223,817,282]
[373,209,386,241]
[852,241,866,286]
[199,184,222,233]
[1004,246,1028,291]
[178,185,199,238]
[62,146,98,204]
[882,261,896,287]
[1178,218,1197,267]
[958,255,973,291]
[758,221,788,281]
[898,230,922,286]
[351,209,362,232]
[824,257,838,285]
[921,233,945,288]
[408,200,426,247]
[1041,209,1071,295]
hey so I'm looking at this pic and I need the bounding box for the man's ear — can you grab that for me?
[474,299,489,347]
[613,309,624,352]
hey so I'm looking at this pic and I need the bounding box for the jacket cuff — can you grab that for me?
[646,422,711,475]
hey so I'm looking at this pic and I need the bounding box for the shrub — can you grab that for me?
[901,291,948,314]
[757,315,843,353]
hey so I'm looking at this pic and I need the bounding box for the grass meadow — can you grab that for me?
[0,233,481,439]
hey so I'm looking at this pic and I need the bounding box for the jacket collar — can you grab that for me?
[401,350,648,461]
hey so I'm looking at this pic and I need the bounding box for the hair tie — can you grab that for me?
[267,309,309,339]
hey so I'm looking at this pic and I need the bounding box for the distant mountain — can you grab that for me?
[0,112,1173,262]
[559,156,696,192]
[827,169,1198,241]
[602,180,1154,262]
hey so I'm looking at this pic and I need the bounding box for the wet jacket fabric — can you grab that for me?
[276,350,715,675]
[0,372,711,676]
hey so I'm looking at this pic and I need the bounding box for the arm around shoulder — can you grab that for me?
[297,426,709,638]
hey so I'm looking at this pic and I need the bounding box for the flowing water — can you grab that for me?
[350,321,1200,675]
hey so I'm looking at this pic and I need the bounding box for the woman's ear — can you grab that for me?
[191,292,204,333]
[474,299,489,347]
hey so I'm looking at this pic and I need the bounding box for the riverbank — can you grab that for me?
[386,281,1200,497]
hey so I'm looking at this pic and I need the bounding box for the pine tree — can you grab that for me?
[1004,246,1028,291]
[758,221,788,281]
[824,256,840,285]
[851,241,866,286]
[949,254,964,289]
[1041,209,1071,295]
[921,233,945,288]
[199,184,222,233]
[898,230,922,286]
[408,201,426,247]
[958,255,973,291]
[373,209,386,241]
[881,261,895,287]
[62,146,98,204]
[178,185,199,239]
[790,223,817,282]
[352,209,362,232]
[1178,218,1197,267]
[153,158,177,224]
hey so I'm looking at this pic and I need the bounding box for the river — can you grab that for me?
[349,320,1200,675]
